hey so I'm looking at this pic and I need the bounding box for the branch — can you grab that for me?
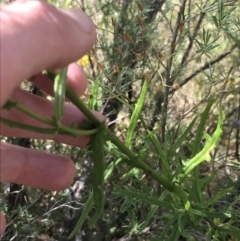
[161,0,187,142]
[175,44,236,91]
[146,0,166,23]
[180,0,208,66]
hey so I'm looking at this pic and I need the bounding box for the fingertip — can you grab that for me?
[53,157,76,191]
[67,63,87,97]
[60,8,97,37]
[91,110,106,123]
[30,62,87,97]
[0,213,6,236]
[1,0,97,105]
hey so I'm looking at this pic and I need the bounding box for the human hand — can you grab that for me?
[0,0,103,235]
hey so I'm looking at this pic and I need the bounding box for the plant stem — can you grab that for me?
[48,71,100,126]
[66,87,100,126]
[3,99,98,136]
[48,71,174,190]
[106,129,173,191]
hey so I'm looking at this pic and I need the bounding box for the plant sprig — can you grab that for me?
[2,98,98,136]
[1,67,223,238]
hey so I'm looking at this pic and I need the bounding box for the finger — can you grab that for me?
[1,0,96,106]
[30,63,87,98]
[0,213,6,236]
[0,142,75,191]
[0,89,105,147]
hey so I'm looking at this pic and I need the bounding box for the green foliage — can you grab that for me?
[53,67,68,122]
[89,121,106,228]
[194,28,220,57]
[1,0,240,240]
[125,79,148,148]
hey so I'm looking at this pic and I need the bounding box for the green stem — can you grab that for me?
[59,122,98,136]
[49,71,174,191]
[3,99,98,136]
[48,71,100,126]
[6,99,53,125]
[4,72,172,191]
[106,129,173,191]
[66,87,100,126]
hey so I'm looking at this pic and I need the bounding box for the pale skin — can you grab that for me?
[0,0,103,235]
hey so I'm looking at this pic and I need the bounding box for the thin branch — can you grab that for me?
[161,0,187,142]
[235,93,240,160]
[146,0,166,24]
[180,0,208,66]
[184,0,239,23]
[173,44,237,92]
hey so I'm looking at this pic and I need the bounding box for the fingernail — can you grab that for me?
[61,9,94,35]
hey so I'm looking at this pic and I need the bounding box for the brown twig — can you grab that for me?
[180,0,208,67]
[161,0,187,142]
[170,44,237,93]
[235,93,240,160]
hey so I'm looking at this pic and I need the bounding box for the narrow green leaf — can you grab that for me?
[0,118,63,135]
[181,181,199,203]
[125,79,148,148]
[97,80,133,110]
[180,229,195,241]
[114,189,173,209]
[225,31,240,49]
[122,167,141,179]
[2,98,17,110]
[158,216,177,240]
[181,102,223,178]
[104,158,122,180]
[69,159,120,238]
[54,67,68,121]
[206,187,233,207]
[212,16,219,29]
[192,209,232,219]
[147,130,172,180]
[178,215,195,241]
[139,190,168,232]
[172,183,194,221]
[218,225,240,236]
[68,193,94,239]
[167,219,180,241]
[177,212,184,232]
[88,75,102,110]
[192,97,214,154]
[191,97,215,203]
[170,117,197,155]
[198,170,217,192]
[89,122,106,228]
